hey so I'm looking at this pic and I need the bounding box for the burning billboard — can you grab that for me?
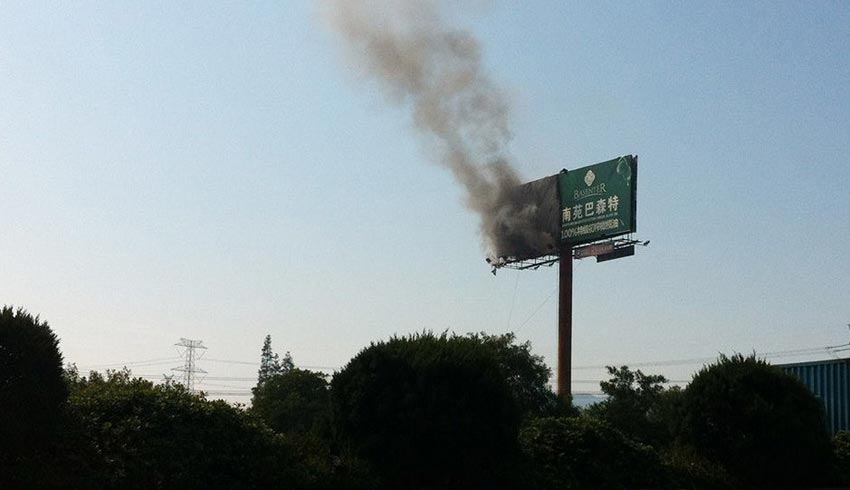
[490,155,638,265]
[489,173,561,262]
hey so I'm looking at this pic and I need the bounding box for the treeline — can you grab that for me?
[1,305,849,489]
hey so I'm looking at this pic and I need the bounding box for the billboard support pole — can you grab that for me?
[557,245,573,397]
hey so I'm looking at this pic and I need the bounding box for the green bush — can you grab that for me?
[67,369,305,490]
[331,332,529,490]
[679,354,832,488]
[585,365,673,447]
[0,306,69,488]
[251,368,331,438]
[0,307,67,442]
[661,443,735,489]
[468,332,571,419]
[833,431,850,485]
[251,368,338,489]
[519,415,665,489]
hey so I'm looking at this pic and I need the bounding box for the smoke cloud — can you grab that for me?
[324,0,555,260]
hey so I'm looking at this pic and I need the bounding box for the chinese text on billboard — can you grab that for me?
[558,155,637,246]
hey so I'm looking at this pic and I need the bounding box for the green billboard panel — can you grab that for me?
[558,155,637,246]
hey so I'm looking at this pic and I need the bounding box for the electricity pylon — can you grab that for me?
[172,338,207,394]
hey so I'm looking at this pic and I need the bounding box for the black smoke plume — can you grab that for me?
[324,0,556,260]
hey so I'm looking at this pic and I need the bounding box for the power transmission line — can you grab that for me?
[77,357,182,370]
[202,391,253,397]
[572,344,849,370]
[203,357,338,371]
[516,286,558,331]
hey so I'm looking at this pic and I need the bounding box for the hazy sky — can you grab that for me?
[2,1,849,400]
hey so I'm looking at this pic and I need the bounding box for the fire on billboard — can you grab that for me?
[490,155,638,266]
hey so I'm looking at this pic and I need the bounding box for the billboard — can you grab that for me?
[558,155,637,246]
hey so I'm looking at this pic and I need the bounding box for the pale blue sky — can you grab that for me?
[2,1,849,399]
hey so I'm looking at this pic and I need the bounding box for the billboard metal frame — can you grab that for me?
[490,236,644,272]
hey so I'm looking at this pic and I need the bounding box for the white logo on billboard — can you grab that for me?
[584,170,595,187]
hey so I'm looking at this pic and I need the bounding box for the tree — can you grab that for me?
[678,353,832,488]
[251,368,330,437]
[470,332,571,419]
[251,368,336,488]
[258,334,295,387]
[281,350,295,371]
[833,431,850,485]
[0,306,68,487]
[519,416,665,490]
[67,369,306,490]
[258,334,283,384]
[331,332,526,490]
[585,365,671,446]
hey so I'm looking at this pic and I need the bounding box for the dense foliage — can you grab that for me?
[833,431,850,485]
[252,367,331,437]
[66,369,304,490]
[520,416,664,489]
[258,334,294,384]
[678,353,832,488]
[0,306,69,487]
[0,307,67,439]
[4,306,847,489]
[469,332,570,418]
[331,332,534,490]
[585,365,671,446]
